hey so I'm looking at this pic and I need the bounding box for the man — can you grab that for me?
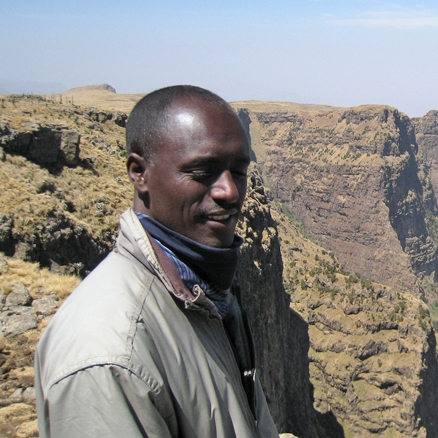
[35,85,278,437]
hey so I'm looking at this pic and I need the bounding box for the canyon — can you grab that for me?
[0,86,438,437]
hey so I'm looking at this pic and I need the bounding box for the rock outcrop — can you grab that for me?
[0,123,81,169]
[237,170,320,437]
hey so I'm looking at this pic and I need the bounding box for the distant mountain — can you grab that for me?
[59,83,145,112]
[65,84,116,93]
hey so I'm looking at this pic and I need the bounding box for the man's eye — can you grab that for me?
[190,170,214,180]
[233,170,247,179]
[188,168,247,182]
[231,169,248,180]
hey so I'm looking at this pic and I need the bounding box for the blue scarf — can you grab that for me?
[136,213,243,318]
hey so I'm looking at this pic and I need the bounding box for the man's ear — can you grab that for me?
[127,153,149,194]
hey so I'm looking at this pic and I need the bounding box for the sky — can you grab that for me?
[1,0,438,117]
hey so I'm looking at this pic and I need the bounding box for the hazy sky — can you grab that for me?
[2,0,438,116]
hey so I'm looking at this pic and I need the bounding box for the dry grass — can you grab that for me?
[1,257,80,299]
[232,100,397,116]
[231,100,342,114]
[0,404,38,438]
[0,95,132,237]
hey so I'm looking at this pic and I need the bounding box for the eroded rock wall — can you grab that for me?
[237,170,320,437]
[412,111,438,207]
[235,104,438,293]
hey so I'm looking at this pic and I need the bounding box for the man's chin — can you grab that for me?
[196,220,237,248]
[190,229,235,248]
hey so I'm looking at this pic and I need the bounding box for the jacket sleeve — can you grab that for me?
[37,365,177,438]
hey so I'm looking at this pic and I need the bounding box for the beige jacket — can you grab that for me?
[35,208,278,437]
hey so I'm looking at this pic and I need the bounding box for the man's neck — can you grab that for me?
[135,212,242,290]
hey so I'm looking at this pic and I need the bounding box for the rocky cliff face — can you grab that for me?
[237,169,320,437]
[265,194,438,437]
[234,103,438,295]
[234,102,438,437]
[412,111,438,205]
[412,111,438,239]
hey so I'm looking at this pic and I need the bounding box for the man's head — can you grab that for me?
[126,85,250,248]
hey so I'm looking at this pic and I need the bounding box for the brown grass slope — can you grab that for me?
[271,199,437,437]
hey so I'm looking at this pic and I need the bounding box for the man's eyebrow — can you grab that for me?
[239,155,251,165]
[234,155,251,166]
[184,155,250,166]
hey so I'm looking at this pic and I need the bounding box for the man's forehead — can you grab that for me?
[155,97,249,161]
[168,95,233,122]
[172,98,244,132]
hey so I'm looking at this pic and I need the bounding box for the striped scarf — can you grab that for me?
[154,239,229,318]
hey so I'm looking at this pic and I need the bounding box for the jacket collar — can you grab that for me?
[115,208,222,318]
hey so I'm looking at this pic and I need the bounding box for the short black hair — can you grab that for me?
[126,85,234,162]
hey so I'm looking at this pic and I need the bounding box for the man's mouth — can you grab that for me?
[204,210,238,222]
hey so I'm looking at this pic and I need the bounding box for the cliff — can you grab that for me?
[233,103,438,296]
[412,111,438,192]
[237,169,320,436]
[412,111,438,243]
[232,101,438,436]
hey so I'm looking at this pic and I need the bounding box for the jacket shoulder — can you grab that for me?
[36,248,160,389]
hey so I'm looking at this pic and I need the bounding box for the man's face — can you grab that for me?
[144,99,250,248]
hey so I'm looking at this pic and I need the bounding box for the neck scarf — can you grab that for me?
[136,213,242,290]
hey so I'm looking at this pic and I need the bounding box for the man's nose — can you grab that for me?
[210,170,240,204]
